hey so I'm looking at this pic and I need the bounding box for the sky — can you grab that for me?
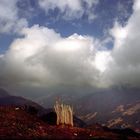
[0,0,140,98]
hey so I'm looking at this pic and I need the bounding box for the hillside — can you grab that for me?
[0,106,140,140]
[0,88,44,110]
[0,88,140,139]
[35,88,140,131]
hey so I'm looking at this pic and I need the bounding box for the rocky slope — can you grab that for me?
[0,106,140,140]
[0,87,140,139]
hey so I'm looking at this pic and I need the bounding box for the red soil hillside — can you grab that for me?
[0,106,139,140]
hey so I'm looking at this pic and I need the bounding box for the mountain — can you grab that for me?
[35,88,140,132]
[0,88,44,114]
[0,88,86,128]
[0,87,140,139]
[0,106,140,140]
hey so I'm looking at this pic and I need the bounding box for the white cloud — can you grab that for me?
[38,0,98,21]
[94,51,112,73]
[103,0,140,87]
[1,0,140,93]
[0,25,104,89]
[0,0,28,34]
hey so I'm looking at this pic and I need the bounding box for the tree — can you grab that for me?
[54,100,73,126]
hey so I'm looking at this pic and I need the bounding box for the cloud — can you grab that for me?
[0,0,28,34]
[38,0,98,21]
[0,25,104,90]
[1,0,140,95]
[103,0,140,87]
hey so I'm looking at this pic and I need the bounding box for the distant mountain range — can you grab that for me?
[0,87,140,139]
[35,87,140,133]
